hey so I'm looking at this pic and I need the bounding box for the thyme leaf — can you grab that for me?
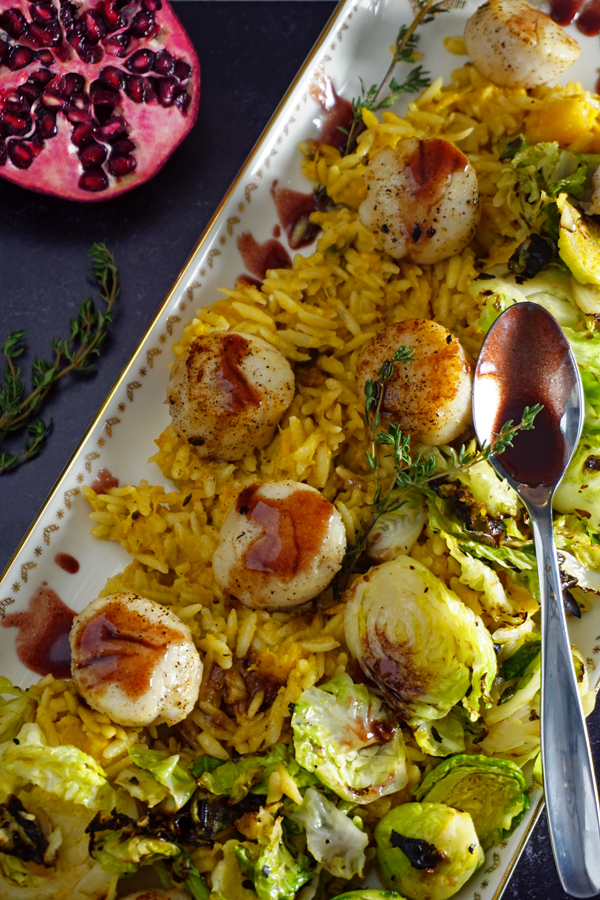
[343,0,446,155]
[0,243,119,474]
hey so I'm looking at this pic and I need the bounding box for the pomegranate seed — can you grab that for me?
[126,48,155,73]
[36,48,55,65]
[80,10,106,44]
[28,21,62,46]
[41,91,64,109]
[142,0,162,10]
[103,32,130,57]
[36,107,57,138]
[124,73,144,103]
[174,59,192,82]
[30,67,55,84]
[129,10,157,37]
[64,103,92,124]
[59,0,76,30]
[71,122,94,145]
[8,45,36,71]
[143,77,157,103]
[30,2,58,25]
[93,114,125,141]
[79,167,108,191]
[89,80,118,107]
[153,48,174,76]
[79,140,107,167]
[174,87,190,112]
[19,82,44,105]
[69,30,104,64]
[0,109,32,136]
[66,72,85,95]
[0,141,6,165]
[99,65,124,90]
[100,0,124,31]
[108,152,136,176]
[7,140,33,168]
[70,92,91,111]
[4,91,28,110]
[111,136,135,155]
[28,132,45,155]
[158,76,177,107]
[0,38,9,65]
[0,8,27,38]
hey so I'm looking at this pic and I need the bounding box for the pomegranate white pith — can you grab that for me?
[0,0,200,200]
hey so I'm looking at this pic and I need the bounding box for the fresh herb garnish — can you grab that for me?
[341,0,446,155]
[0,243,119,474]
[335,349,543,594]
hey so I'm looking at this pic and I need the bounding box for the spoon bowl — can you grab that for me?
[472,301,600,899]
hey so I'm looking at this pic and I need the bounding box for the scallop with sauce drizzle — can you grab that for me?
[213,480,347,610]
[357,320,473,446]
[464,0,580,88]
[358,138,480,265]
[167,331,295,462]
[69,592,202,728]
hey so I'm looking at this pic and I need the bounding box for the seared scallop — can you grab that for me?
[464,0,580,88]
[357,320,473,446]
[70,592,202,728]
[213,480,346,610]
[167,331,295,462]
[358,139,479,265]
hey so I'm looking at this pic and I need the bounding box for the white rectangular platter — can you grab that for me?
[2,1,600,899]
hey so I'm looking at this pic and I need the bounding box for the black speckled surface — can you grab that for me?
[0,3,598,899]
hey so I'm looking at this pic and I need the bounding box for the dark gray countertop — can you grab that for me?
[0,3,598,898]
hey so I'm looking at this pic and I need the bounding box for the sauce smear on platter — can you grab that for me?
[271,180,326,249]
[2,582,75,679]
[55,552,80,574]
[91,468,120,493]
[549,0,600,33]
[237,232,292,281]
[309,78,354,151]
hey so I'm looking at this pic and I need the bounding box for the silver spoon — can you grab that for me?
[472,301,600,898]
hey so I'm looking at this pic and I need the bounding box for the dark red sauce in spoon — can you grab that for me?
[476,303,577,488]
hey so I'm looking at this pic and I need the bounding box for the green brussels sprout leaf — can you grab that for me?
[413,754,528,849]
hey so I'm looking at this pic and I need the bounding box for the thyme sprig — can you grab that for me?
[0,243,119,474]
[335,350,543,593]
[342,0,446,155]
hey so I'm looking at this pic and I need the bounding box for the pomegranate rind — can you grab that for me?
[0,0,200,201]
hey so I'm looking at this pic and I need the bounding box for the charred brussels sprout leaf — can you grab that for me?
[389,831,445,870]
[375,802,484,900]
[508,234,554,280]
[413,754,528,849]
[0,795,49,866]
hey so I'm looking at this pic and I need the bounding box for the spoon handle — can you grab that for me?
[530,502,600,898]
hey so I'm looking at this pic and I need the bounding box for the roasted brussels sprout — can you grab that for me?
[344,557,497,740]
[375,802,484,900]
[291,673,412,803]
[413,754,528,849]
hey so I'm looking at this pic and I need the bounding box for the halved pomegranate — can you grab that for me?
[0,0,199,200]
